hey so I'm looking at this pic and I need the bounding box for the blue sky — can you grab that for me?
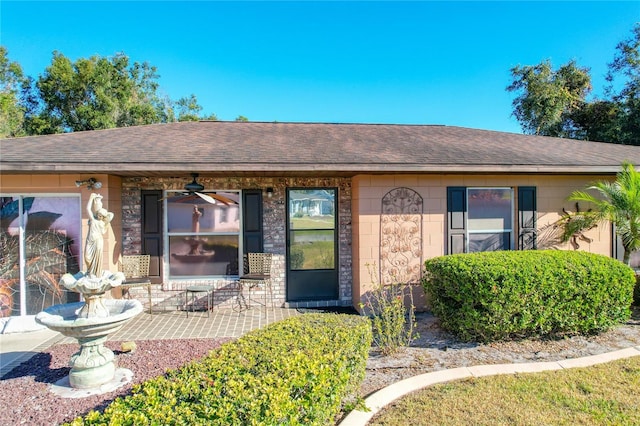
[2,1,638,133]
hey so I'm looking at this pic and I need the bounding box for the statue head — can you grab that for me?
[96,208,109,220]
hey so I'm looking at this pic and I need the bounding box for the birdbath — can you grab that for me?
[36,193,143,392]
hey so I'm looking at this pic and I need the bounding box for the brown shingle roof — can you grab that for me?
[1,121,639,175]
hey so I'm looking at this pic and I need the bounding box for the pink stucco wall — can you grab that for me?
[352,174,615,311]
[0,173,123,274]
[1,172,621,312]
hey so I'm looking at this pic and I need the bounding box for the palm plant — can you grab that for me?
[562,162,640,266]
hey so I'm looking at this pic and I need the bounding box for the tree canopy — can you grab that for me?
[0,49,226,137]
[33,52,164,132]
[0,46,27,138]
[507,60,591,137]
[507,24,640,145]
[605,24,640,145]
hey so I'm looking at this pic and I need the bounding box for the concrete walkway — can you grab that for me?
[339,345,640,426]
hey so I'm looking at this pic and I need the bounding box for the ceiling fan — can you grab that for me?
[165,173,237,205]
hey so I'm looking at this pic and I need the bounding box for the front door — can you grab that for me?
[286,188,339,301]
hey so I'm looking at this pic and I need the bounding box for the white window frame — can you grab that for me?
[164,189,242,280]
[466,187,515,252]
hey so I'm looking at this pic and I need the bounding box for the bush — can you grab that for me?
[68,314,372,426]
[423,250,635,342]
[360,264,418,355]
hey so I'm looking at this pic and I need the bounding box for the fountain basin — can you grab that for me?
[35,299,143,338]
[36,299,143,389]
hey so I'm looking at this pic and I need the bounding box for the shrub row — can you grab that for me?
[68,313,372,426]
[423,250,636,342]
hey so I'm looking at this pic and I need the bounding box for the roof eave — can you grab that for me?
[0,163,625,175]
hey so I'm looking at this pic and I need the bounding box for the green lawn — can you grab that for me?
[369,356,640,426]
[292,240,334,269]
[290,215,334,229]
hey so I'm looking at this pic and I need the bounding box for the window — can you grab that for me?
[614,232,640,271]
[631,251,640,270]
[166,191,240,278]
[288,189,336,270]
[447,186,536,254]
[0,195,82,317]
[467,188,513,252]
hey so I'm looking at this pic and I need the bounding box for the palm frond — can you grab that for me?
[565,162,640,265]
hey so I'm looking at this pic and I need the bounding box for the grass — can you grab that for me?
[294,240,334,269]
[369,356,640,426]
[290,215,334,229]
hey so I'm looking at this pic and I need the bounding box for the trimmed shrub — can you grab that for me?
[67,314,372,426]
[423,250,635,342]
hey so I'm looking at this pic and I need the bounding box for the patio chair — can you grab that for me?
[238,252,273,317]
[119,254,153,314]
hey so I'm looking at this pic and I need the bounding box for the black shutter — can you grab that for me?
[242,189,263,253]
[447,187,467,254]
[141,190,163,283]
[518,186,537,250]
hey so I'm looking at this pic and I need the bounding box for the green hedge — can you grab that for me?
[68,314,372,426]
[423,250,635,342]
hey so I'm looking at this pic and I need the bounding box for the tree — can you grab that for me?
[174,94,203,122]
[2,49,221,137]
[605,23,640,145]
[235,115,249,122]
[507,24,640,144]
[34,51,168,132]
[569,99,624,144]
[0,46,27,138]
[562,162,640,266]
[202,112,218,121]
[507,59,591,137]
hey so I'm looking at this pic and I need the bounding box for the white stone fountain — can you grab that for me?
[36,193,143,396]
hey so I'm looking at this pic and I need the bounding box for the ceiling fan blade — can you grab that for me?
[158,192,189,202]
[159,190,237,206]
[195,192,220,205]
[204,192,238,205]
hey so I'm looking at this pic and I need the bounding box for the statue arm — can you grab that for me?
[86,194,97,217]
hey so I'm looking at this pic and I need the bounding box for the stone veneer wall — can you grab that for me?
[121,176,352,310]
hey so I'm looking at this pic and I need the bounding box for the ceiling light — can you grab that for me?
[75,178,102,190]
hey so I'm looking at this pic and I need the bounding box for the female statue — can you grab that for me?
[84,193,114,276]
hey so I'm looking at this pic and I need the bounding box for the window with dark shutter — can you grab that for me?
[448,186,526,254]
